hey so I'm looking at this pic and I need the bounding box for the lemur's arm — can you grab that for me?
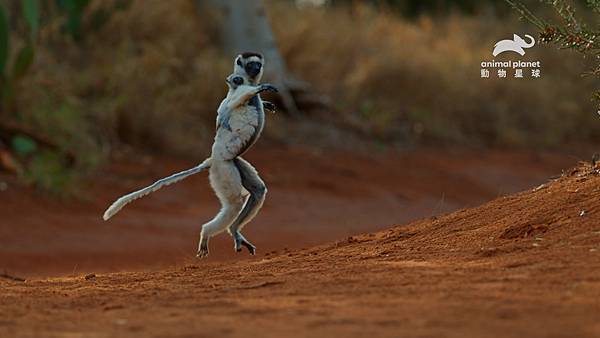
[218,84,277,131]
[225,84,277,110]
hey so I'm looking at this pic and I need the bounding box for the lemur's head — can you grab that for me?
[234,52,264,83]
[225,73,246,90]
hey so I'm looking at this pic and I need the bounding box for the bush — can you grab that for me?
[271,1,598,146]
[5,0,599,192]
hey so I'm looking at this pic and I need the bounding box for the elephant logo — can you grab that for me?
[492,34,536,57]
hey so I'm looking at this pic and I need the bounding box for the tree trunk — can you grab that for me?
[201,0,301,115]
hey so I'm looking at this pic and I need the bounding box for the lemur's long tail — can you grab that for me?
[103,158,211,221]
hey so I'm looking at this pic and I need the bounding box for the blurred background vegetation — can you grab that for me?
[0,0,597,193]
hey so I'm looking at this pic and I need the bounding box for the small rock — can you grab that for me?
[114,319,128,326]
[579,210,586,217]
[84,273,96,280]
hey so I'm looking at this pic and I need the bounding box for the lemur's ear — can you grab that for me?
[236,58,243,66]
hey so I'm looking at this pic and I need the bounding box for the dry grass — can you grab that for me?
[18,0,227,161]
[271,2,598,146]
[13,0,600,179]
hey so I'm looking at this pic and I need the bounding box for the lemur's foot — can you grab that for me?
[234,237,243,252]
[258,83,278,93]
[233,233,256,255]
[241,240,256,255]
[196,240,209,258]
[196,247,209,258]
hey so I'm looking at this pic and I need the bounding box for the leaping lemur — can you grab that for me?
[198,73,276,258]
[215,52,273,256]
[102,52,275,258]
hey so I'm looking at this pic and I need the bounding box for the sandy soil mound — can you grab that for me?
[2,162,599,338]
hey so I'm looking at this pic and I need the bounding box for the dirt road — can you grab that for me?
[0,147,576,276]
[1,160,599,338]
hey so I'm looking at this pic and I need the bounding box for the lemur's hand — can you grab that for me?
[263,101,276,113]
[258,83,278,93]
[218,113,232,131]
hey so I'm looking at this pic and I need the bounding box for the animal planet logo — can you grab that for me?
[492,34,536,57]
[481,33,541,79]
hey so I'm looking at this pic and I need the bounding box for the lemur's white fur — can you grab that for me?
[213,80,264,159]
[102,159,211,221]
[103,53,272,258]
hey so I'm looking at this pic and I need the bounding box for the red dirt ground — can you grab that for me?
[0,146,576,276]
[1,147,599,337]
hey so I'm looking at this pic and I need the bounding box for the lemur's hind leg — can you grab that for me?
[197,160,245,258]
[228,157,267,255]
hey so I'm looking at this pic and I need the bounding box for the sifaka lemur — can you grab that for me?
[102,52,275,258]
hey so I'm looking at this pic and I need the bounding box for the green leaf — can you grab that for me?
[22,0,40,40]
[57,0,91,41]
[12,135,38,156]
[12,43,35,80]
[0,4,9,75]
[65,13,82,40]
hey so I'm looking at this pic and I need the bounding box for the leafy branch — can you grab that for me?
[505,0,599,109]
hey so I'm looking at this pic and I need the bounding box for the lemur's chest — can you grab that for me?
[229,101,260,130]
[212,96,265,160]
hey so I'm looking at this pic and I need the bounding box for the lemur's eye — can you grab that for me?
[232,77,244,86]
[236,59,243,66]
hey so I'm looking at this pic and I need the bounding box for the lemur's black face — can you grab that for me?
[244,61,262,79]
[226,74,245,88]
[232,76,244,86]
